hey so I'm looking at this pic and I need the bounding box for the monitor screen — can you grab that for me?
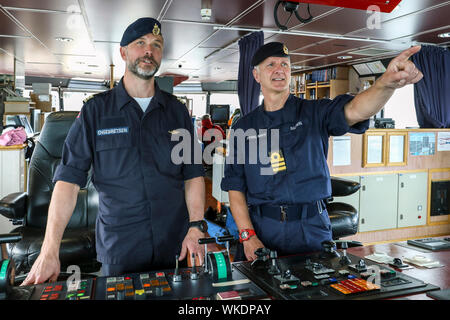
[5,114,33,136]
[210,105,230,123]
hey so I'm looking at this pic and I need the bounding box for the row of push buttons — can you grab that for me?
[41,282,91,301]
[106,276,135,300]
[330,278,380,295]
[66,280,91,300]
[40,284,64,300]
[139,272,172,297]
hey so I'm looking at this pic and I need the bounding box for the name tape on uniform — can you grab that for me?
[97,127,129,136]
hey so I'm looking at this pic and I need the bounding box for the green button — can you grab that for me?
[312,282,318,287]
[77,293,84,297]
[66,293,75,298]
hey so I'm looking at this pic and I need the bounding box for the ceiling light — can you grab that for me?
[337,55,353,60]
[55,37,73,42]
[438,32,450,38]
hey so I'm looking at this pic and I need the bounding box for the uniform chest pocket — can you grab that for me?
[151,130,184,176]
[95,117,132,151]
[277,118,308,148]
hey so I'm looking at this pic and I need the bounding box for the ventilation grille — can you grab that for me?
[349,48,398,56]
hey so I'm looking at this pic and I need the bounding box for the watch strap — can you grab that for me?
[188,220,208,233]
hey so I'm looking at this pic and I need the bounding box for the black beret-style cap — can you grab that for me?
[251,42,289,67]
[120,17,162,47]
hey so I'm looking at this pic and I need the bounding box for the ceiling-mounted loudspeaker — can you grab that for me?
[274,1,313,30]
[284,0,402,13]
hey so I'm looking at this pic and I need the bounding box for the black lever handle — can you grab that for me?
[198,237,216,245]
[0,233,22,244]
[217,235,234,243]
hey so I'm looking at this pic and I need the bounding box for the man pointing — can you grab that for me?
[221,42,423,261]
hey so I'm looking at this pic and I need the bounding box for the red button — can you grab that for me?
[54,285,63,291]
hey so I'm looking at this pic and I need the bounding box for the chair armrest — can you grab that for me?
[331,177,361,197]
[0,192,27,220]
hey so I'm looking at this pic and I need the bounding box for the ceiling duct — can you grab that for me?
[348,48,399,56]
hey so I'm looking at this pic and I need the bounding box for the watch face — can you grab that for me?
[241,231,249,239]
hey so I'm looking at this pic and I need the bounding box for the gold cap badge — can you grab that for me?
[283,44,289,55]
[152,23,160,36]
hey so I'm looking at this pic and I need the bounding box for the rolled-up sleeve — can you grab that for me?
[319,94,370,136]
[53,108,93,187]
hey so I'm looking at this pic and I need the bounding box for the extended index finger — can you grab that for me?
[394,45,421,62]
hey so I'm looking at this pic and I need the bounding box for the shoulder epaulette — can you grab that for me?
[83,94,96,104]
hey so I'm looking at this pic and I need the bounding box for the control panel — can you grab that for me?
[233,241,440,300]
[1,239,442,301]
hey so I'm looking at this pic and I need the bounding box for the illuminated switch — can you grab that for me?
[116,283,125,291]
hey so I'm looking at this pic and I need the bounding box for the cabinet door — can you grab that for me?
[0,148,23,233]
[212,153,229,203]
[330,176,360,212]
[1,149,22,197]
[359,174,398,232]
[397,172,427,228]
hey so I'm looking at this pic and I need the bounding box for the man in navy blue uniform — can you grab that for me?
[221,42,423,261]
[23,17,207,283]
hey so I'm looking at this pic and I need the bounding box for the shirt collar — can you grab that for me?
[256,94,297,128]
[114,77,166,111]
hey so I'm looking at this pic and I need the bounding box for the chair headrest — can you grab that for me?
[38,111,79,158]
[331,177,361,197]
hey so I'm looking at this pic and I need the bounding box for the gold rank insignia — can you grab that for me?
[152,23,160,36]
[283,44,289,55]
[83,94,95,104]
[270,150,287,173]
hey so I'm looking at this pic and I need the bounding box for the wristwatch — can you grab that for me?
[239,229,256,243]
[188,220,208,233]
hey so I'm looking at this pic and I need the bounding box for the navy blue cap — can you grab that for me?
[120,17,162,47]
[251,42,289,67]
